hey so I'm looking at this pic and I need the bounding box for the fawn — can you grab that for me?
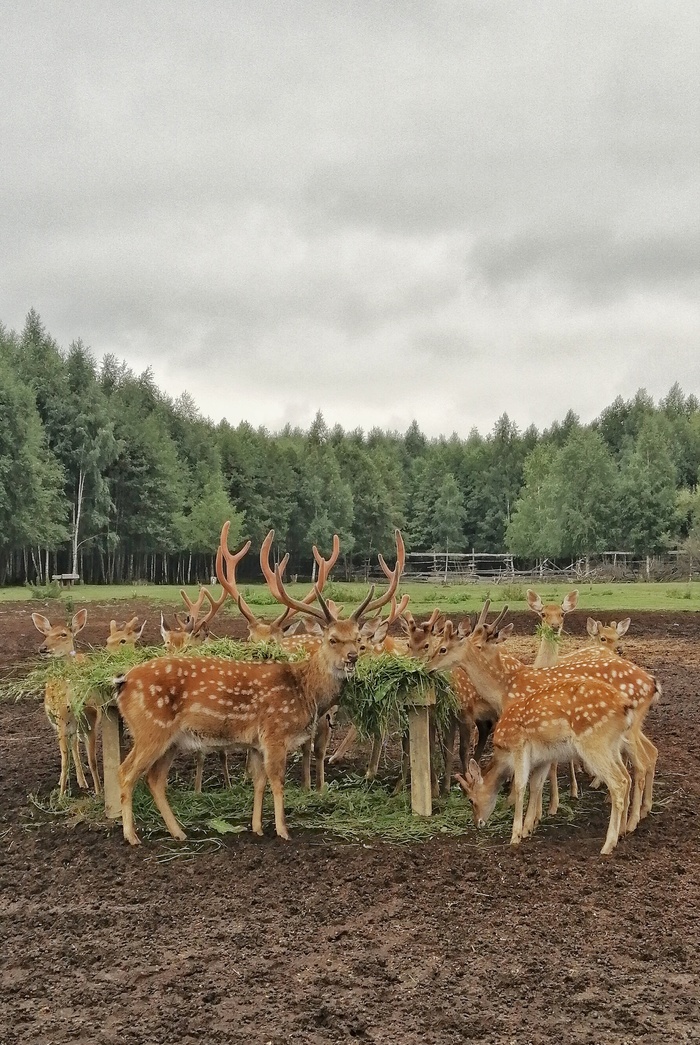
[454,676,635,855]
[527,588,580,811]
[114,525,404,844]
[32,611,146,796]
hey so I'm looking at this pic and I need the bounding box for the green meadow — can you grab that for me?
[3,579,700,613]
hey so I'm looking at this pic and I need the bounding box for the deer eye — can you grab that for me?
[439,646,447,655]
[120,638,127,645]
[329,637,337,645]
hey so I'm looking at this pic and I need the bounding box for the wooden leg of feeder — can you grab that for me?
[102,706,122,820]
[408,705,432,816]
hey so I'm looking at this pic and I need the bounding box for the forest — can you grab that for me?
[1,310,700,586]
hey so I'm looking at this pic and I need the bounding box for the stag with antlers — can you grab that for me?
[115,525,405,844]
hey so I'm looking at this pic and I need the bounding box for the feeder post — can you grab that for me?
[407,685,436,817]
[102,704,122,819]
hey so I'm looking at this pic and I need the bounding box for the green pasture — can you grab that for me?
[2,579,700,612]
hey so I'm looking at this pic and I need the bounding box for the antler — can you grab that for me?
[387,593,410,624]
[216,522,257,624]
[260,529,342,625]
[358,530,405,616]
[178,585,227,638]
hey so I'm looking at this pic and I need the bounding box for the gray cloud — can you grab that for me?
[1,1,698,438]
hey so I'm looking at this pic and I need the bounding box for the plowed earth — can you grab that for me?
[1,601,699,1044]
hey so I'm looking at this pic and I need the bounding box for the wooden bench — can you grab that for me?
[52,573,80,587]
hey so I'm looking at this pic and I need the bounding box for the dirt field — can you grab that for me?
[1,601,699,1044]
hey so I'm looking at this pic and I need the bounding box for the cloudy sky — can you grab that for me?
[2,1,699,437]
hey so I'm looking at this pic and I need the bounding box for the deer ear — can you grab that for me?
[527,589,543,614]
[456,618,471,639]
[562,589,579,613]
[493,622,514,644]
[160,612,170,639]
[616,618,631,638]
[31,613,51,636]
[372,620,390,645]
[71,609,88,634]
[126,616,139,631]
[109,620,117,634]
[454,773,470,794]
[282,620,302,636]
[586,618,598,637]
[466,758,483,787]
[136,619,147,640]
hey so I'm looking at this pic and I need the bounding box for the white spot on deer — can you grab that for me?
[157,697,164,708]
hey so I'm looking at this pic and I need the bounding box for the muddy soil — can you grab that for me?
[1,601,699,1044]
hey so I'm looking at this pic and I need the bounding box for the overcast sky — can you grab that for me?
[2,2,699,437]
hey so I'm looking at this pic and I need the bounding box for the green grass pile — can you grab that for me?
[342,653,458,740]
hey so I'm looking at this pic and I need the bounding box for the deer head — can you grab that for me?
[106,617,147,650]
[160,586,226,651]
[586,617,630,654]
[527,589,579,634]
[455,758,499,829]
[32,609,88,658]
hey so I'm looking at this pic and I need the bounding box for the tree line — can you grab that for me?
[1,310,699,586]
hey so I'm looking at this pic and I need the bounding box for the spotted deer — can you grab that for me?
[428,602,659,839]
[586,617,630,654]
[115,525,405,844]
[527,588,580,810]
[454,678,635,855]
[32,611,146,796]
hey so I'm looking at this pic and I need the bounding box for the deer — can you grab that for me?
[32,611,146,796]
[106,616,147,650]
[216,524,344,790]
[115,525,405,845]
[526,588,580,811]
[586,617,631,654]
[428,602,660,838]
[454,679,635,856]
[160,585,230,792]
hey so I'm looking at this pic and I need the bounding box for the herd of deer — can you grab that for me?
[31,524,659,856]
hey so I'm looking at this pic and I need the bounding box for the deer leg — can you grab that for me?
[523,763,550,838]
[194,752,205,794]
[392,734,410,795]
[248,749,267,836]
[474,719,494,764]
[145,748,185,841]
[328,724,358,765]
[429,713,439,800]
[440,714,457,795]
[300,739,312,790]
[458,714,474,775]
[314,714,332,790]
[119,737,174,846]
[569,760,579,800]
[56,720,71,796]
[579,745,630,855]
[71,730,89,791]
[639,732,658,819]
[365,733,384,780]
[510,758,530,846]
[219,750,231,789]
[83,707,101,795]
[264,748,290,840]
[547,762,560,816]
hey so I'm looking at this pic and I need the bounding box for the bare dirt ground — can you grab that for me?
[1,601,699,1044]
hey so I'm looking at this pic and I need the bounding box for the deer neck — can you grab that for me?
[533,629,560,669]
[455,642,510,716]
[302,648,347,717]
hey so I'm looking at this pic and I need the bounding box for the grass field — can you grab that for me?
[3,579,700,612]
